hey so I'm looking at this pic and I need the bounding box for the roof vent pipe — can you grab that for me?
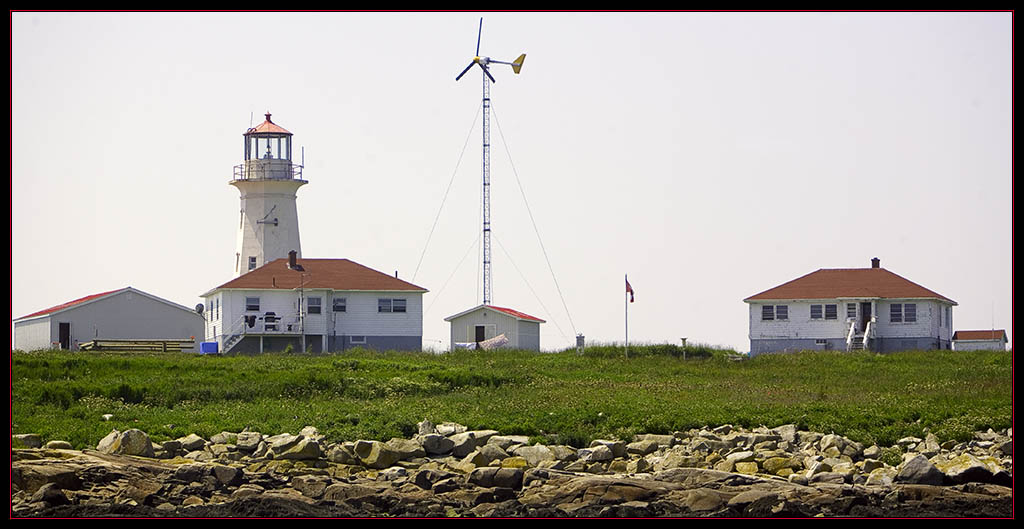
[871,257,880,269]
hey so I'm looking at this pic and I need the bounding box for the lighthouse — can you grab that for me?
[231,113,307,277]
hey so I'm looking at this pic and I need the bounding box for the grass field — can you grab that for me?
[10,345,1012,450]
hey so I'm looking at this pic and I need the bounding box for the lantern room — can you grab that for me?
[234,112,304,181]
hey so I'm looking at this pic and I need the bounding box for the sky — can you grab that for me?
[11,12,1013,352]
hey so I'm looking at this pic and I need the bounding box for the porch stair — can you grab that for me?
[848,335,865,351]
[223,334,243,354]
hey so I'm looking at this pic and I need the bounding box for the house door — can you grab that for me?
[860,303,871,332]
[58,322,71,350]
[475,325,486,342]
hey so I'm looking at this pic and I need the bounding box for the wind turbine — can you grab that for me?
[455,17,526,305]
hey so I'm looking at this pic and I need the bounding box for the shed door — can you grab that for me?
[58,322,71,350]
[475,325,486,342]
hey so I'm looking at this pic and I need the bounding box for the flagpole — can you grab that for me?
[625,274,629,359]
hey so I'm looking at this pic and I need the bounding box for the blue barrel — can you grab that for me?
[200,342,219,354]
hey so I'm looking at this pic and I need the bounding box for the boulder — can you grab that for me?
[590,440,627,458]
[13,434,43,448]
[895,454,944,485]
[386,437,426,460]
[514,444,556,466]
[177,433,208,452]
[449,432,478,457]
[97,429,155,457]
[578,445,613,463]
[271,436,322,460]
[419,433,455,455]
[353,440,401,469]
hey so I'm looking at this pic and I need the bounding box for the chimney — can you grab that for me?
[395,270,398,278]
[288,250,297,269]
[871,257,880,269]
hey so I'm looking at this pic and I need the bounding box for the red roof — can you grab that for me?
[245,113,292,135]
[207,258,427,293]
[744,268,955,304]
[486,305,545,323]
[17,288,126,320]
[953,330,1007,341]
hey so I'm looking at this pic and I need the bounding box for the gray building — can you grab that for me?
[13,287,204,351]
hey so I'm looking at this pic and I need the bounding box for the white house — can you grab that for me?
[201,252,427,353]
[445,304,545,351]
[13,287,204,351]
[952,330,1008,351]
[743,258,957,355]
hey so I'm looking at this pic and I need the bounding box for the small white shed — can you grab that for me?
[952,330,1008,351]
[445,304,545,351]
[13,287,204,351]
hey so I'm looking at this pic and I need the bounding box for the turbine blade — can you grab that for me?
[512,53,526,74]
[476,17,483,56]
[455,62,475,81]
[482,64,496,84]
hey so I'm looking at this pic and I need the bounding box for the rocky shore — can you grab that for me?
[11,421,1013,517]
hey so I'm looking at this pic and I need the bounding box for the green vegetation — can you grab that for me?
[11,346,1012,450]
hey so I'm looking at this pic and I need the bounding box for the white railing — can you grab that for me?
[846,319,858,351]
[863,318,875,351]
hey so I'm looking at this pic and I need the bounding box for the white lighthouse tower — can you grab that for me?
[231,113,307,277]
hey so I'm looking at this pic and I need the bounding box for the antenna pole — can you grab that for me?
[481,65,493,305]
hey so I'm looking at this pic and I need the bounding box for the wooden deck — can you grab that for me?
[79,339,195,352]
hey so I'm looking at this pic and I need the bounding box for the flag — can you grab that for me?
[626,276,635,303]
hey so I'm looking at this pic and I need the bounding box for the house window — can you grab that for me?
[245,296,260,312]
[890,303,917,323]
[350,335,366,344]
[810,305,822,320]
[946,307,951,327]
[847,303,857,319]
[308,297,322,314]
[824,304,838,320]
[215,298,219,320]
[248,256,257,271]
[378,298,406,313]
[761,305,787,321]
[939,306,943,327]
[333,298,346,312]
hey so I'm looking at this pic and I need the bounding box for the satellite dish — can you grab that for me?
[195,303,205,314]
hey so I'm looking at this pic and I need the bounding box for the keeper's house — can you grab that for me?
[201,252,427,353]
[744,258,957,355]
[13,287,204,351]
[952,330,1008,351]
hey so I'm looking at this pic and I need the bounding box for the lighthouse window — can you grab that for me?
[249,256,257,271]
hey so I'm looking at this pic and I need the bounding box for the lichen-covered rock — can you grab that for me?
[354,440,400,469]
[514,444,555,466]
[935,453,1010,485]
[97,429,154,457]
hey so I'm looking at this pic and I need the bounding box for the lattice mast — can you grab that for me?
[455,18,526,305]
